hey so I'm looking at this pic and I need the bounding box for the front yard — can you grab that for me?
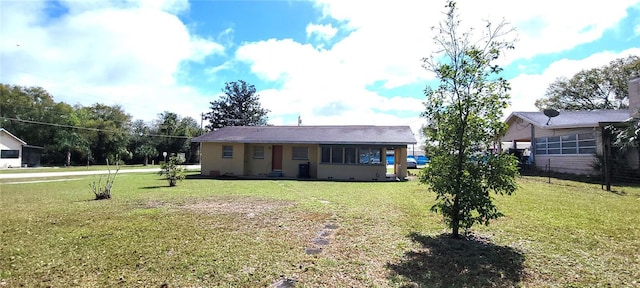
[1,173,639,287]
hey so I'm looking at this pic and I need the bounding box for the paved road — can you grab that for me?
[0,165,201,179]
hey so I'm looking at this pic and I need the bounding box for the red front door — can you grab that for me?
[272,145,283,170]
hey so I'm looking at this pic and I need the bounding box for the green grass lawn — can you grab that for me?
[1,173,639,287]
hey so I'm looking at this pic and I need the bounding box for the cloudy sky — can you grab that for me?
[1,0,639,136]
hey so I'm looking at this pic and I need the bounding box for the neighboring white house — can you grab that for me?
[502,76,640,175]
[0,128,27,168]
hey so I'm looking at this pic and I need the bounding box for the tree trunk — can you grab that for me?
[144,155,148,166]
[66,150,71,167]
[451,194,460,237]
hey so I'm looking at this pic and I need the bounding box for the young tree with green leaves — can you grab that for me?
[159,155,186,187]
[206,80,270,130]
[420,1,519,238]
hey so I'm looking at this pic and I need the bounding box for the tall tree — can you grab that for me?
[420,1,519,238]
[129,119,158,165]
[206,80,270,130]
[79,104,132,164]
[535,55,640,111]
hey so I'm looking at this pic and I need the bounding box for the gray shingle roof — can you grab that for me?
[507,110,632,129]
[192,125,417,145]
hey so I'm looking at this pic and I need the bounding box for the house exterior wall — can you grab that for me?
[394,147,408,179]
[0,131,23,168]
[503,118,533,142]
[535,127,601,175]
[201,142,396,181]
[244,144,272,176]
[317,163,386,181]
[200,142,245,176]
[534,155,598,175]
[241,144,319,178]
[281,144,318,178]
[503,117,604,175]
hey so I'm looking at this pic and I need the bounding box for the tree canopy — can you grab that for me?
[420,1,519,238]
[0,83,202,166]
[206,80,270,130]
[535,55,640,111]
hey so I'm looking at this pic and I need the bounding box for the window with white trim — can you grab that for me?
[222,145,233,158]
[292,147,308,160]
[535,133,596,155]
[253,146,264,159]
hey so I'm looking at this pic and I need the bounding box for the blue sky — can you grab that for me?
[1,0,639,137]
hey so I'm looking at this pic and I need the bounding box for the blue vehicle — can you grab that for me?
[387,155,429,165]
[408,155,430,165]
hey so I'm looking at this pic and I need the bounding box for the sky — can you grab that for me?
[1,0,639,138]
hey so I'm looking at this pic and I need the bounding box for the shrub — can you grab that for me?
[159,155,185,187]
[90,159,120,200]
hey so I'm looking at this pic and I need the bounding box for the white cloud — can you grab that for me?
[236,0,639,140]
[0,0,224,122]
[306,23,337,41]
[506,47,640,117]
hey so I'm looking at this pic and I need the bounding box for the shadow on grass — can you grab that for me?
[140,185,165,189]
[387,232,525,287]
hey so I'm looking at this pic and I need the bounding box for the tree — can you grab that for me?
[535,55,640,111]
[135,144,158,166]
[420,1,519,238]
[54,129,88,166]
[159,155,186,187]
[206,80,270,130]
[78,104,132,164]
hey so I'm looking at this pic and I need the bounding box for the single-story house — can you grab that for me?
[0,128,43,168]
[192,125,417,181]
[502,77,640,175]
[1,128,26,168]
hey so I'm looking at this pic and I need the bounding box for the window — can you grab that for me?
[253,146,264,159]
[0,150,19,159]
[222,145,233,158]
[321,146,331,163]
[331,146,343,164]
[320,146,382,164]
[344,147,357,164]
[535,132,596,155]
[359,147,382,164]
[292,147,308,160]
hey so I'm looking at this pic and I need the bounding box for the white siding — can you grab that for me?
[0,131,23,168]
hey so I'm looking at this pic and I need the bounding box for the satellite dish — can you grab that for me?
[543,108,560,125]
[543,109,560,118]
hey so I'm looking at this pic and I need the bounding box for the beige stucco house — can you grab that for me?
[502,76,640,175]
[0,128,27,168]
[192,125,417,181]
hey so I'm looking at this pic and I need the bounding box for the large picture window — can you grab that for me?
[535,133,596,155]
[359,147,382,164]
[320,146,382,165]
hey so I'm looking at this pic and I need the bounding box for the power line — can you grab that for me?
[0,117,192,139]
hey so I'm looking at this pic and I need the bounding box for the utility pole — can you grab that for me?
[199,112,206,165]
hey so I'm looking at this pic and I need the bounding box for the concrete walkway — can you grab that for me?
[0,165,200,179]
